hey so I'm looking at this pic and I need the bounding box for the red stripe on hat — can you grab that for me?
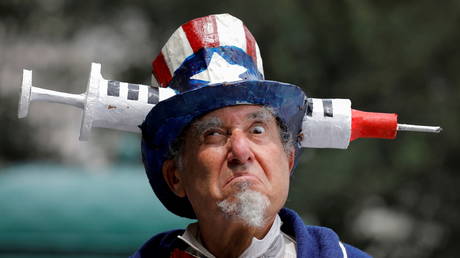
[182,15,219,52]
[244,25,257,66]
[152,53,172,87]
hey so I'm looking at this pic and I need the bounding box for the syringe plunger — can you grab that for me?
[18,69,86,119]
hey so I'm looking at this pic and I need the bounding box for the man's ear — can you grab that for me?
[162,159,186,198]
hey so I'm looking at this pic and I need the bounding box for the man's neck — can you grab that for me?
[197,214,276,258]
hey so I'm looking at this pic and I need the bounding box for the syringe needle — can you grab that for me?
[397,124,442,133]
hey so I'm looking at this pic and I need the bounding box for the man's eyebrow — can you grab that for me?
[192,117,223,136]
[247,109,275,122]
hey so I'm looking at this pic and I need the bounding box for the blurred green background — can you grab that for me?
[0,1,458,257]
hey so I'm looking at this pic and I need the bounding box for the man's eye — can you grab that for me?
[202,129,227,144]
[207,131,221,136]
[203,129,227,140]
[205,130,223,137]
[251,125,265,134]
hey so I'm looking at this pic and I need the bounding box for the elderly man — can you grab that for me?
[133,14,370,258]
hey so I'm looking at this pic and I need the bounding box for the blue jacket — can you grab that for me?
[131,208,371,258]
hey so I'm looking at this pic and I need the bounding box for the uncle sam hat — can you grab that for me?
[140,13,307,218]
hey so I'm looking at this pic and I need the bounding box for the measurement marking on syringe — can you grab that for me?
[323,99,333,117]
[306,98,313,117]
[148,87,159,104]
[128,84,139,100]
[108,81,120,97]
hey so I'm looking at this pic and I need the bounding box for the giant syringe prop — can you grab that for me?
[18,63,442,147]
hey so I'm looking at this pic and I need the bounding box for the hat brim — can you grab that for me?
[141,80,307,218]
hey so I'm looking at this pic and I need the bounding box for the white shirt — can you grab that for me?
[178,215,297,258]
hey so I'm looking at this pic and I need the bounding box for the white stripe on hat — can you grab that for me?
[255,43,264,77]
[216,14,246,51]
[151,74,159,87]
[162,26,194,75]
[339,242,348,258]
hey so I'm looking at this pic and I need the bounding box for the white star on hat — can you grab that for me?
[191,52,248,84]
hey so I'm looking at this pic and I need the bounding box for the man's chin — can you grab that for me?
[216,181,270,228]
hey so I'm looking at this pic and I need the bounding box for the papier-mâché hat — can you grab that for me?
[140,13,307,218]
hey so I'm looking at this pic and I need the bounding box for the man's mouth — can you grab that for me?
[224,173,261,187]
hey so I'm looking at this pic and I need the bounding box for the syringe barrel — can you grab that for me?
[79,62,177,140]
[89,79,157,133]
[300,98,352,149]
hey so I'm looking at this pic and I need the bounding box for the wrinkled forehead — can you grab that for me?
[191,105,276,131]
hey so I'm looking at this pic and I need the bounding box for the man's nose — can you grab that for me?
[227,131,254,167]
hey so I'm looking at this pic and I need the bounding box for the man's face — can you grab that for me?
[164,105,295,222]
